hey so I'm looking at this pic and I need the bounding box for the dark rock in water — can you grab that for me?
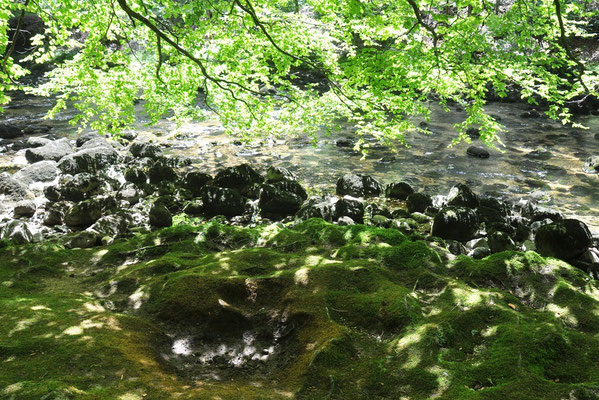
[22,125,51,135]
[334,197,364,224]
[125,168,148,186]
[183,171,212,196]
[129,141,163,160]
[335,139,354,148]
[64,231,98,249]
[524,149,553,161]
[406,193,433,214]
[432,206,479,241]
[477,197,508,224]
[595,133,599,140]
[13,200,36,218]
[520,109,541,118]
[466,146,490,159]
[58,146,119,174]
[148,161,178,185]
[14,160,58,184]
[271,180,307,201]
[0,173,33,201]
[1,221,39,244]
[259,184,304,217]
[584,155,599,173]
[265,166,296,183]
[25,138,72,162]
[446,183,479,209]
[385,182,414,200]
[149,204,173,228]
[296,197,335,221]
[535,219,592,260]
[466,128,480,139]
[213,164,263,195]
[0,123,23,139]
[521,202,562,222]
[336,174,382,198]
[60,173,103,202]
[201,185,246,217]
[64,199,106,228]
[488,231,516,253]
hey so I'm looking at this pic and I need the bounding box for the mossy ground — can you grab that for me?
[1,218,599,399]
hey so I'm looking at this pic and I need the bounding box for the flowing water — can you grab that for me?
[2,93,599,234]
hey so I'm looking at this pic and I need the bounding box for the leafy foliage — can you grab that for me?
[2,0,598,148]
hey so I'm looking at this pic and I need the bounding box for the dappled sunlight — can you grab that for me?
[546,303,578,326]
[9,317,39,337]
[61,318,104,336]
[129,286,149,310]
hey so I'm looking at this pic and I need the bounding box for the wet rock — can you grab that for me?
[149,161,178,185]
[43,202,68,226]
[59,173,103,202]
[521,202,563,222]
[584,155,599,173]
[64,231,99,249]
[13,200,36,218]
[64,199,105,228]
[183,171,212,196]
[259,184,304,217]
[466,127,480,139]
[334,197,364,224]
[432,206,479,241]
[213,164,263,195]
[488,231,516,253]
[58,146,119,174]
[520,109,541,118]
[336,174,382,198]
[296,197,335,221]
[406,193,433,214]
[130,141,163,160]
[446,183,479,209]
[335,139,354,148]
[149,205,173,228]
[25,137,52,148]
[0,123,23,139]
[385,182,414,200]
[0,173,33,200]
[1,221,40,244]
[265,166,296,183]
[14,160,58,185]
[535,219,592,260]
[270,180,307,201]
[124,168,148,186]
[76,132,102,147]
[466,146,490,159]
[201,186,246,217]
[25,138,72,163]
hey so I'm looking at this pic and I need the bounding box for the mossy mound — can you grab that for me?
[1,218,599,399]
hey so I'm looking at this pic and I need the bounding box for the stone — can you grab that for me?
[488,231,516,253]
[584,155,599,173]
[76,132,102,147]
[148,161,178,185]
[25,137,52,148]
[64,199,105,228]
[129,141,163,160]
[432,206,479,241]
[265,166,297,183]
[1,221,40,244]
[149,204,173,228]
[58,146,119,174]
[334,197,364,224]
[213,164,263,195]
[336,174,382,198]
[406,193,433,214]
[446,183,479,209]
[372,214,391,228]
[13,200,36,218]
[25,139,73,163]
[183,171,212,196]
[88,215,129,242]
[296,197,335,221]
[467,146,490,159]
[59,173,103,202]
[64,231,99,249]
[470,246,492,259]
[0,123,23,139]
[0,173,33,201]
[385,182,414,200]
[520,109,541,118]
[14,161,58,184]
[201,186,246,217]
[535,219,593,260]
[124,168,148,186]
[259,184,304,217]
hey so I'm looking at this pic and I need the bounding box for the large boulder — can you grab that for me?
[59,173,103,201]
[183,171,212,196]
[265,166,297,183]
[201,186,246,217]
[535,219,592,260]
[446,183,479,209]
[13,200,36,218]
[149,205,173,228]
[25,139,73,163]
[58,146,119,174]
[13,161,59,184]
[406,193,433,213]
[124,168,148,186]
[259,183,304,217]
[148,161,178,185]
[0,173,33,201]
[64,199,106,228]
[296,197,335,221]
[336,174,382,198]
[213,164,263,195]
[432,206,479,241]
[1,221,40,244]
[334,197,365,224]
[64,231,99,249]
[129,141,163,160]
[0,123,22,139]
[386,182,414,200]
[488,231,516,253]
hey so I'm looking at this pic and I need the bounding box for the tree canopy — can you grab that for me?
[1,0,598,149]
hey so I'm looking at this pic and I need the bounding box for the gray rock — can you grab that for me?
[336,174,382,198]
[25,139,73,162]
[13,200,36,218]
[201,185,246,217]
[64,231,99,249]
[148,160,178,185]
[213,164,263,195]
[0,173,34,200]
[58,145,119,174]
[0,123,22,139]
[265,166,297,183]
[76,132,102,147]
[259,183,304,218]
[385,182,414,200]
[334,197,364,224]
[535,219,593,260]
[183,171,212,196]
[446,184,479,209]
[14,161,58,184]
[337,216,355,226]
[488,231,516,253]
[432,206,479,241]
[296,196,335,221]
[129,141,163,160]
[64,199,105,228]
[467,146,490,159]
[88,214,129,241]
[25,137,52,148]
[406,193,433,213]
[1,221,40,244]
